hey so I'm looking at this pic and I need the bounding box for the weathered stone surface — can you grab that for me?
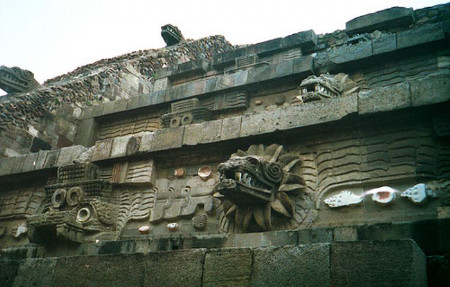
[411,75,450,107]
[56,145,87,166]
[333,226,358,241]
[329,40,372,64]
[137,132,155,153]
[346,7,415,35]
[143,249,205,287]
[372,33,397,55]
[358,82,411,114]
[203,248,253,287]
[11,155,25,174]
[52,254,145,287]
[397,23,446,49]
[91,139,113,161]
[240,95,358,137]
[75,118,97,147]
[21,152,39,173]
[0,157,15,176]
[43,149,59,168]
[220,116,242,141]
[12,258,57,287]
[224,231,298,248]
[0,260,20,287]
[147,126,184,152]
[110,135,133,158]
[34,150,48,170]
[183,119,222,145]
[331,239,427,287]
[253,244,330,287]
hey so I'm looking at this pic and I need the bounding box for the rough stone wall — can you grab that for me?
[0,36,234,156]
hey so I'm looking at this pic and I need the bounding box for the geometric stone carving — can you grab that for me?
[161,98,213,128]
[149,176,215,222]
[291,73,359,104]
[213,90,249,111]
[215,144,314,232]
[0,65,40,94]
[161,24,185,46]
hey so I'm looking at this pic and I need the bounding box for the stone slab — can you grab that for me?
[44,149,60,169]
[137,132,155,153]
[346,7,415,35]
[220,116,242,141]
[74,118,97,147]
[183,120,222,146]
[224,230,298,248]
[373,33,397,55]
[329,40,373,64]
[411,74,450,107]
[252,244,330,287]
[91,139,113,161]
[147,126,184,152]
[240,95,358,137]
[110,135,133,158]
[331,239,427,287]
[12,258,57,287]
[143,249,205,287]
[34,150,48,170]
[10,155,26,174]
[0,156,15,176]
[358,82,411,114]
[56,146,87,166]
[397,23,446,49]
[203,248,253,287]
[21,152,39,173]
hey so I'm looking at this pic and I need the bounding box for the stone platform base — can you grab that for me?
[1,239,426,287]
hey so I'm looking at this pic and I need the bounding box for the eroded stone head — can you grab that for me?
[0,65,40,94]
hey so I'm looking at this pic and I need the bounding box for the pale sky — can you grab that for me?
[0,0,447,96]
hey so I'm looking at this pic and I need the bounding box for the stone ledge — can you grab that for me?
[346,7,415,35]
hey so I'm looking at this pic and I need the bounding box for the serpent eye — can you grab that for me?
[76,204,94,223]
[246,156,260,167]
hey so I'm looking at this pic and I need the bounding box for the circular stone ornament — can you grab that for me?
[52,189,67,208]
[198,166,212,180]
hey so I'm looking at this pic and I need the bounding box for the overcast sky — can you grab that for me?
[0,0,446,95]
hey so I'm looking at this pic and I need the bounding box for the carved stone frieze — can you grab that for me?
[215,144,314,233]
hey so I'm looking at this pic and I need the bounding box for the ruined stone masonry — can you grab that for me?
[1,4,450,287]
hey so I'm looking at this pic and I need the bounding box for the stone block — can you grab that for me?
[91,139,113,161]
[0,260,20,287]
[0,157,15,176]
[127,96,140,110]
[56,146,87,166]
[12,258,57,287]
[113,99,128,113]
[221,116,242,140]
[252,244,330,287]
[411,75,450,107]
[183,120,222,146]
[143,249,205,287]
[358,82,411,114]
[152,78,169,92]
[372,33,397,55]
[110,135,133,158]
[292,55,314,75]
[334,226,358,241]
[21,152,39,173]
[11,155,26,174]
[52,254,145,287]
[75,118,97,147]
[283,29,318,50]
[102,101,115,115]
[90,104,104,118]
[240,95,357,137]
[138,132,155,153]
[397,23,445,49]
[203,248,253,287]
[147,127,184,152]
[310,228,333,243]
[329,40,372,64]
[346,7,415,35]
[44,149,60,168]
[331,239,427,287]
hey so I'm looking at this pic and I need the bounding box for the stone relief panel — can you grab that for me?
[97,113,160,141]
